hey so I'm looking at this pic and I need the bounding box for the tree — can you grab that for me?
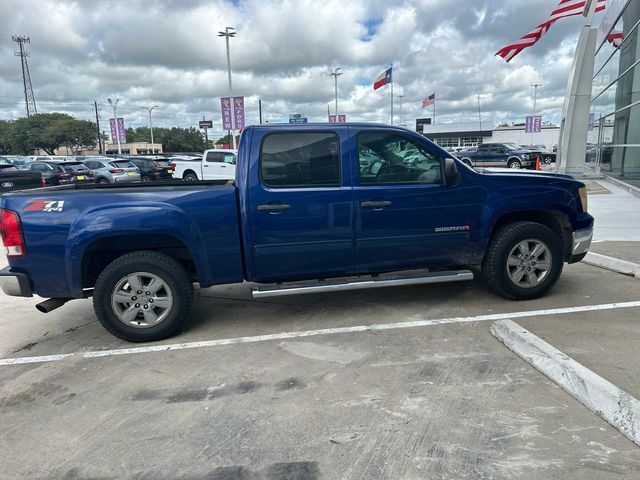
[11,113,97,154]
[0,120,14,154]
[124,126,206,152]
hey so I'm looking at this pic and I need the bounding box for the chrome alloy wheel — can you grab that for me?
[111,272,173,328]
[506,239,552,288]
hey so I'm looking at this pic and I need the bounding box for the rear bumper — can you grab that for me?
[0,267,33,297]
[568,227,593,263]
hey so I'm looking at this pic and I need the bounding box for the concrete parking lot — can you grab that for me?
[1,179,640,479]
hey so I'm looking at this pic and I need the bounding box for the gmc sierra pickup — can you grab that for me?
[0,124,593,342]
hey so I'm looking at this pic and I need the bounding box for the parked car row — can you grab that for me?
[0,150,240,191]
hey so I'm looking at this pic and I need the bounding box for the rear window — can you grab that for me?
[154,161,172,167]
[260,132,340,188]
[110,161,136,168]
[61,163,89,172]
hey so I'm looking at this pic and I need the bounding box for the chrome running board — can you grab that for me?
[252,270,474,299]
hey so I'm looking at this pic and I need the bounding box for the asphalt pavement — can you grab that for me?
[1,179,640,479]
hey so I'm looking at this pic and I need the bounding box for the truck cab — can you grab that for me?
[173,149,237,181]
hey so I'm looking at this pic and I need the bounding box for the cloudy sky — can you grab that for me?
[0,0,603,138]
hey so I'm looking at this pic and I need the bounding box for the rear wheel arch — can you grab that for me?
[80,234,198,289]
[183,170,198,181]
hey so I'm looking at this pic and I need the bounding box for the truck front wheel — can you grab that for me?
[482,222,563,300]
[93,251,194,342]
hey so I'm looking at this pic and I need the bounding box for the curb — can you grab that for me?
[582,252,640,279]
[491,319,640,447]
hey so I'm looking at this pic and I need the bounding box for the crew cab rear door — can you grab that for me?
[352,128,477,273]
[202,151,236,180]
[246,128,353,283]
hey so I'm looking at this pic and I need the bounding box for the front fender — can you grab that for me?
[65,202,209,296]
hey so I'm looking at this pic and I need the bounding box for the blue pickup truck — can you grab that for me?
[0,124,593,342]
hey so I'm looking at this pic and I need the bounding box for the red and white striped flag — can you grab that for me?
[496,0,606,62]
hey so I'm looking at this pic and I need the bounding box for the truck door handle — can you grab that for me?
[203,165,209,167]
[220,165,227,168]
[361,200,392,209]
[257,203,291,212]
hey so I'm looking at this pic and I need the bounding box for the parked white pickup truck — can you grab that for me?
[171,149,237,181]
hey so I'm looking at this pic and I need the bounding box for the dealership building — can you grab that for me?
[420,122,561,150]
[589,0,640,184]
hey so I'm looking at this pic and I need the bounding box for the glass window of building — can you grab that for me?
[591,0,640,183]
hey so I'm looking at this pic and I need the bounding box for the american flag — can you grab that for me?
[496,0,606,62]
[422,93,435,108]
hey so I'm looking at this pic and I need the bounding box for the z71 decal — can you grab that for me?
[24,200,65,212]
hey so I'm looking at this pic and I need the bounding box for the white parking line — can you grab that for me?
[491,319,640,447]
[1,299,640,367]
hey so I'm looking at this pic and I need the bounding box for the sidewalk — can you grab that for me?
[587,179,640,242]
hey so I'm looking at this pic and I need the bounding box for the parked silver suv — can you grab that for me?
[82,158,140,184]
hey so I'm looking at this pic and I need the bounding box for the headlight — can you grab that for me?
[579,186,588,212]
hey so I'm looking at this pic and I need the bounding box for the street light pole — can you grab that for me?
[397,94,404,125]
[218,27,237,150]
[531,83,542,144]
[141,105,159,153]
[107,98,121,154]
[330,67,342,117]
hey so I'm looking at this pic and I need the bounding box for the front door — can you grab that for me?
[353,129,480,273]
[247,129,354,283]
[203,151,236,180]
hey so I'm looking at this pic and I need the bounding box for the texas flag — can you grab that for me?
[373,67,392,90]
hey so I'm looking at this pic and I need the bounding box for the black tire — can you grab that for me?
[183,171,198,182]
[461,158,473,167]
[482,221,563,300]
[141,175,152,182]
[93,251,193,342]
[507,158,522,169]
[97,178,110,184]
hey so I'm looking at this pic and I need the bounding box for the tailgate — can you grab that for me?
[0,171,42,192]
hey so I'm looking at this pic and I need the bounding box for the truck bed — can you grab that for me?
[1,180,244,298]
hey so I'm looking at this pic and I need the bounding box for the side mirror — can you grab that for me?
[443,157,460,186]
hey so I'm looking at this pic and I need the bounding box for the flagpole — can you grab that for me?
[390,66,394,125]
[433,91,436,124]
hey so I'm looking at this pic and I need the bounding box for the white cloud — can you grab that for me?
[0,0,602,137]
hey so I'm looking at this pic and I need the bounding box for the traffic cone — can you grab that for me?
[535,154,541,171]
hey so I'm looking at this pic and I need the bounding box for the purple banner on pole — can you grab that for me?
[109,118,126,143]
[328,114,336,123]
[117,118,126,143]
[221,97,232,130]
[109,118,117,142]
[233,96,245,130]
[525,115,533,133]
[533,115,542,133]
[338,114,346,123]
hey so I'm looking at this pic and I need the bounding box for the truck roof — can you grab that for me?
[249,122,409,130]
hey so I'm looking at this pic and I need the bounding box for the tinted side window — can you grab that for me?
[357,132,442,185]
[260,132,340,188]
[206,152,223,163]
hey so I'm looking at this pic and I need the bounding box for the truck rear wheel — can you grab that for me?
[183,171,198,181]
[482,221,563,300]
[93,251,193,342]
